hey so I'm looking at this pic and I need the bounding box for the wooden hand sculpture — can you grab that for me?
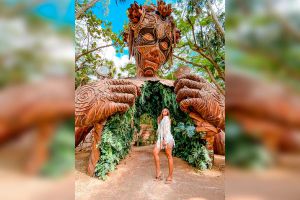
[75,79,140,176]
[174,74,225,159]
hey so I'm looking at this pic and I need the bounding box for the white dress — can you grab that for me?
[156,116,175,149]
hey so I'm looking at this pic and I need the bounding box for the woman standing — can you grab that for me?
[153,108,175,184]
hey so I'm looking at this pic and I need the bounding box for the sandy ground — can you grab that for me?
[75,145,224,200]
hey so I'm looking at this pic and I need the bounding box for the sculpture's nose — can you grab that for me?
[147,47,162,63]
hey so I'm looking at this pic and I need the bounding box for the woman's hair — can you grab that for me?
[157,108,170,124]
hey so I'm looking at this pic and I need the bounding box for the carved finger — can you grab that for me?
[179,98,199,113]
[174,74,205,86]
[182,97,224,129]
[183,74,206,83]
[176,88,202,102]
[88,123,104,176]
[201,96,224,126]
[75,115,84,127]
[85,101,122,124]
[109,85,140,97]
[174,78,206,94]
[136,85,141,96]
[108,79,135,86]
[110,102,130,116]
[181,97,216,122]
[108,93,136,106]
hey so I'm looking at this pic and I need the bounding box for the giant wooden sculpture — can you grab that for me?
[75,0,224,176]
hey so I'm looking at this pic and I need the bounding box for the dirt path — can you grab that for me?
[75,145,224,200]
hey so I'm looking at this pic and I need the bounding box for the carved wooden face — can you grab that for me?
[126,4,179,77]
[133,13,173,76]
[134,15,172,76]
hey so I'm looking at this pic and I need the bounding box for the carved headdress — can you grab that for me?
[123,0,181,77]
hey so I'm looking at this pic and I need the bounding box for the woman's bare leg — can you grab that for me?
[153,145,161,177]
[165,144,173,180]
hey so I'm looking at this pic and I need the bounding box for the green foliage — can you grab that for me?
[173,122,211,170]
[173,0,225,93]
[174,122,196,138]
[118,63,136,78]
[95,107,135,180]
[140,113,153,125]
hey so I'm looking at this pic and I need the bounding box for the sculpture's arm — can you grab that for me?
[75,79,140,176]
[75,79,140,147]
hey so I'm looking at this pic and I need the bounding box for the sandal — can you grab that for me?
[165,177,173,184]
[154,172,163,181]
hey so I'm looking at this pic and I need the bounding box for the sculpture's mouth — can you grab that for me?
[143,60,159,76]
[143,67,154,76]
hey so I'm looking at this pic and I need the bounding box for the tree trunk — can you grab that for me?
[207,0,225,38]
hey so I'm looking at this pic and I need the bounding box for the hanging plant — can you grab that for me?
[95,106,135,179]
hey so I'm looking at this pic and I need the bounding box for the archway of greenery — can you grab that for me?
[135,113,155,146]
[95,81,211,180]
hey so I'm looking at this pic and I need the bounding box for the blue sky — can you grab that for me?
[31,0,174,31]
[34,0,75,28]
[93,0,175,33]
[93,0,154,33]
[31,0,176,57]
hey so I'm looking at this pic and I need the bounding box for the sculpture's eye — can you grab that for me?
[160,41,169,50]
[143,33,154,41]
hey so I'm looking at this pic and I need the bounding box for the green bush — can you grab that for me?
[95,107,135,179]
[139,113,153,125]
[173,122,211,170]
